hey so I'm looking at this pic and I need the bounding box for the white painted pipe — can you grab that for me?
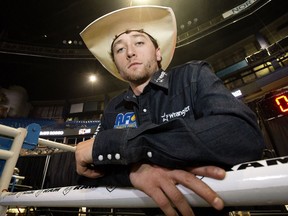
[38,138,76,152]
[0,127,27,215]
[0,149,13,160]
[0,128,27,193]
[0,124,75,215]
[1,156,287,208]
[11,175,25,180]
[0,125,20,138]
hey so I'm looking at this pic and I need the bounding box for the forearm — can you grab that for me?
[92,115,264,169]
[132,116,264,168]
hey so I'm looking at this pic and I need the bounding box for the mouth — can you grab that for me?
[128,62,141,69]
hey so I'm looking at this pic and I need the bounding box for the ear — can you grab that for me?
[156,47,162,61]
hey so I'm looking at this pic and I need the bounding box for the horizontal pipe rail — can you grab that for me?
[38,138,76,152]
[0,150,13,160]
[0,125,20,138]
[1,156,288,208]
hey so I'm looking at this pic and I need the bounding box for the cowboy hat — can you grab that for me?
[80,5,177,81]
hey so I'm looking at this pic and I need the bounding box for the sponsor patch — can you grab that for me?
[114,112,137,128]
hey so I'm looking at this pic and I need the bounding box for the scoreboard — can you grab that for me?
[258,88,288,120]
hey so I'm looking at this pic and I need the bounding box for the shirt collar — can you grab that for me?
[150,69,169,89]
[123,69,169,102]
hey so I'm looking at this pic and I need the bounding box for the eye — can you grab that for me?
[135,41,144,46]
[116,47,125,54]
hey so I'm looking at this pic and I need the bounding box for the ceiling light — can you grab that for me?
[89,75,97,83]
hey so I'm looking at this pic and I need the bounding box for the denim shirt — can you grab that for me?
[83,61,264,186]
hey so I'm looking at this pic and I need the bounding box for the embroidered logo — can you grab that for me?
[155,71,167,83]
[114,112,137,128]
[161,106,190,122]
[93,123,102,138]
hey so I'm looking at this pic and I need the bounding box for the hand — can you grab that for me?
[129,163,225,216]
[75,138,103,178]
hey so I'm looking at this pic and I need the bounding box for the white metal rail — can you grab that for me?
[0,124,288,216]
[0,124,75,215]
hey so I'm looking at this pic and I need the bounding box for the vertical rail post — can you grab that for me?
[0,126,27,215]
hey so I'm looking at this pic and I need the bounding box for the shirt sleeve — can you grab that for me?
[92,63,265,170]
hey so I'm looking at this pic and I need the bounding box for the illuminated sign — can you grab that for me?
[258,90,288,120]
[232,89,242,98]
[40,131,64,136]
[78,128,91,135]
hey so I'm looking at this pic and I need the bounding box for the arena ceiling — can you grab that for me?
[0,0,287,101]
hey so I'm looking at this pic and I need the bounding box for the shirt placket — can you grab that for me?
[137,91,152,125]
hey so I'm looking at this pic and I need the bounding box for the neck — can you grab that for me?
[130,78,151,96]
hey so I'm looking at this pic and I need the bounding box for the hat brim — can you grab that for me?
[80,5,177,81]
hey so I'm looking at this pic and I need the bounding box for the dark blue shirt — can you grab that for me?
[83,61,264,186]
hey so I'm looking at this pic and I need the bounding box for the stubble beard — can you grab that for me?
[122,60,158,85]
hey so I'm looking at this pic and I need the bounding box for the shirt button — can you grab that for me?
[107,154,112,160]
[143,109,147,113]
[147,151,152,158]
[115,153,120,160]
[98,155,103,161]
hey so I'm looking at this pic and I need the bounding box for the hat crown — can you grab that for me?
[80,5,177,81]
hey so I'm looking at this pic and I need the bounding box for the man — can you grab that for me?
[75,5,264,216]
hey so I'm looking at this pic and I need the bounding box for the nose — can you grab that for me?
[126,46,136,59]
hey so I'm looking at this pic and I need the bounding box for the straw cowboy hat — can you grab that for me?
[80,5,177,81]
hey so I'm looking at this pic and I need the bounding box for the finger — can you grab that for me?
[76,161,103,178]
[186,166,226,180]
[174,170,224,210]
[146,188,179,216]
[161,182,195,216]
[77,165,103,178]
[82,169,103,178]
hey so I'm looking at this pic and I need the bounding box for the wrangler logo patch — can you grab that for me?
[161,106,190,122]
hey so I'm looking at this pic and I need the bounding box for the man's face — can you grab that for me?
[112,31,162,85]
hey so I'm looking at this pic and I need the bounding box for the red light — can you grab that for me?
[275,95,288,113]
